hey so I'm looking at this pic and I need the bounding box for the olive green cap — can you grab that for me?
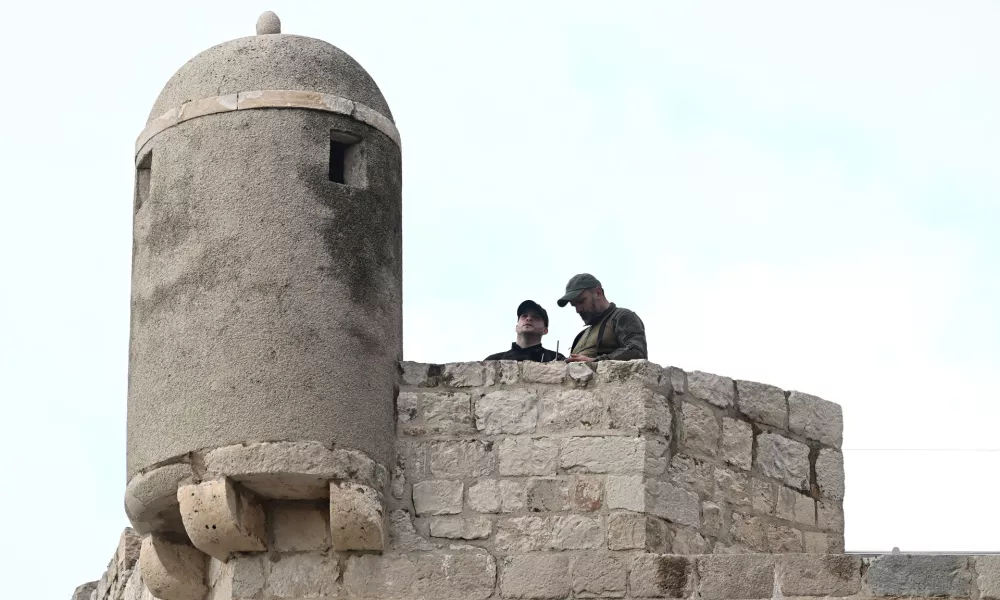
[557,273,602,307]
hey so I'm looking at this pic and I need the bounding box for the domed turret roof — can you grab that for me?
[146,13,392,125]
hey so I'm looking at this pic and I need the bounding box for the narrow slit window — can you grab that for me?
[329,132,366,188]
[135,151,152,213]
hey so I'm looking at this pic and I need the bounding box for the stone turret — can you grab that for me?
[125,12,401,595]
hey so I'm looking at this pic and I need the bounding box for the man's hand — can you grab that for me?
[566,354,594,363]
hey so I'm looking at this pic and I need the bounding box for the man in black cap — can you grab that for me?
[557,274,647,363]
[485,300,566,362]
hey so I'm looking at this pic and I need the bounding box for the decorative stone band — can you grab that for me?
[135,89,401,157]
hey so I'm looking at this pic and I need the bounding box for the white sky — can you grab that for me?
[2,2,999,597]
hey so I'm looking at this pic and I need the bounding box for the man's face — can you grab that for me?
[570,288,602,324]
[516,312,548,337]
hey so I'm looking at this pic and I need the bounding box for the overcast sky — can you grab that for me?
[2,2,999,598]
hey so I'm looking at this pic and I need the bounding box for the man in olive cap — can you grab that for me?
[557,274,647,363]
[485,300,566,362]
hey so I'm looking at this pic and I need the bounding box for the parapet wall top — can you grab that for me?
[256,11,281,35]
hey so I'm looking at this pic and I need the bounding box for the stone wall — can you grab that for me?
[394,360,845,555]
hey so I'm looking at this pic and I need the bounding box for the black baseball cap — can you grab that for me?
[557,273,602,307]
[517,300,549,327]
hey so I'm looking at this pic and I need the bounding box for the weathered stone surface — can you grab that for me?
[697,554,775,600]
[388,509,437,552]
[702,502,723,536]
[125,463,195,534]
[667,454,715,496]
[345,551,496,600]
[606,475,644,512]
[714,468,751,507]
[400,361,431,386]
[682,401,719,455]
[737,380,786,428]
[265,553,340,598]
[672,528,711,554]
[729,512,768,552]
[561,436,645,473]
[526,478,571,512]
[778,554,861,596]
[631,555,692,598]
[229,556,265,599]
[330,481,385,551]
[817,500,844,532]
[495,516,552,552]
[868,555,973,597]
[421,391,474,433]
[539,389,603,431]
[571,552,627,598]
[476,390,538,435]
[568,362,595,384]
[522,360,568,384]
[397,391,419,423]
[178,478,266,560]
[573,477,604,511]
[755,433,810,490]
[497,360,520,384]
[498,437,559,476]
[598,360,664,387]
[72,582,97,600]
[777,487,815,525]
[645,480,700,527]
[645,436,670,476]
[977,556,1000,600]
[607,512,646,550]
[429,440,494,477]
[816,448,845,500]
[788,390,843,446]
[766,523,803,552]
[552,514,605,549]
[443,362,488,387]
[605,384,671,434]
[412,480,463,516]
[501,554,570,599]
[272,503,329,552]
[688,371,734,408]
[721,418,753,470]
[429,516,492,539]
[139,536,207,600]
[752,479,775,515]
[467,479,525,513]
[803,531,830,553]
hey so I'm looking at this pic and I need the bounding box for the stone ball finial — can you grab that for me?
[256,11,281,35]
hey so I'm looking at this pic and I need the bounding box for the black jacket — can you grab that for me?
[485,343,566,363]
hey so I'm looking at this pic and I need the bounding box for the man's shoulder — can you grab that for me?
[611,306,645,327]
[484,351,510,361]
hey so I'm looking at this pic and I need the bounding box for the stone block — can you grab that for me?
[412,480,463,516]
[429,516,492,539]
[682,401,720,455]
[476,390,538,435]
[498,437,559,476]
[345,552,496,600]
[752,479,775,515]
[229,556,266,599]
[571,552,627,598]
[429,440,494,478]
[729,512,768,552]
[737,380,787,428]
[605,384,671,434]
[72,583,97,600]
[788,390,843,446]
[397,391,419,423]
[778,554,861,596]
[868,555,973,597]
[607,512,645,550]
[606,475,644,512]
[755,433,810,490]
[766,523,803,552]
[597,359,664,386]
[978,556,1000,600]
[803,532,830,553]
[420,391,474,433]
[688,371,734,408]
[388,510,438,552]
[552,514,605,549]
[139,536,207,600]
[400,361,432,386]
[630,554,691,598]
[539,389,603,431]
[500,554,570,599]
[715,468,752,507]
[777,487,815,525]
[264,553,340,598]
[645,480,700,527]
[817,499,844,532]
[526,478,571,512]
[573,477,604,511]
[697,554,775,600]
[125,463,195,535]
[722,418,753,470]
[498,360,521,384]
[177,478,266,561]
[702,502,723,536]
[522,360,568,384]
[443,362,488,387]
[467,479,525,513]
[816,449,845,500]
[667,454,715,496]
[330,481,386,551]
[568,362,595,384]
[561,436,645,474]
[271,503,329,552]
[495,516,552,552]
